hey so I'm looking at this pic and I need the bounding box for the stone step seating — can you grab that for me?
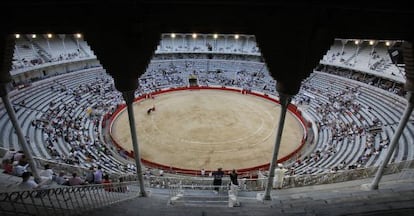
[293,72,413,174]
[83,169,414,216]
[0,70,131,175]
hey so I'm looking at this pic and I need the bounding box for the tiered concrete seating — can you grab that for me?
[11,34,96,71]
[156,33,260,55]
[293,71,414,175]
[320,39,404,82]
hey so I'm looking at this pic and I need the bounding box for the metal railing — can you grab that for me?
[1,160,413,215]
[168,184,231,206]
[0,181,141,216]
[0,146,131,183]
[282,159,414,188]
[142,159,414,192]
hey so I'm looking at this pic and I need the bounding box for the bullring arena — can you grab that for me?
[110,87,306,172]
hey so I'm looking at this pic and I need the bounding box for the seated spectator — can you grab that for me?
[2,148,16,161]
[102,175,113,192]
[18,172,47,190]
[119,149,128,159]
[13,150,25,162]
[117,177,128,193]
[85,167,95,184]
[39,164,54,183]
[54,171,68,185]
[13,160,29,177]
[1,159,13,174]
[68,172,85,186]
[93,165,103,184]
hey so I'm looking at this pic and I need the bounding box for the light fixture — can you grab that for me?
[385,41,391,46]
[369,40,374,45]
[171,33,176,38]
[192,33,197,39]
[354,40,359,45]
[75,33,82,39]
[15,34,20,39]
[213,34,218,39]
[234,34,239,39]
[32,34,37,39]
[47,33,53,39]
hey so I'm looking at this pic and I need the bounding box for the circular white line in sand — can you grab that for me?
[111,89,304,171]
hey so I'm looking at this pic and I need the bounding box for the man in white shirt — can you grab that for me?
[13,161,29,177]
[273,163,288,189]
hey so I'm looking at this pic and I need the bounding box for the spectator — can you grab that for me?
[102,175,113,192]
[273,163,287,189]
[68,173,85,186]
[2,148,16,161]
[18,172,46,190]
[117,177,128,193]
[85,167,95,183]
[54,171,68,185]
[13,150,25,162]
[212,167,224,193]
[2,159,13,174]
[93,166,103,184]
[39,164,54,183]
[13,160,29,177]
[229,169,239,186]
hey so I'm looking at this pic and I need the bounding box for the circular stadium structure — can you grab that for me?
[1,33,413,181]
[1,1,414,214]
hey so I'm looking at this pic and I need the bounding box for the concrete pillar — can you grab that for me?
[0,34,42,182]
[122,90,147,197]
[264,93,292,200]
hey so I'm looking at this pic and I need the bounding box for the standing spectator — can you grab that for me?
[273,163,287,189]
[229,169,239,186]
[212,167,224,193]
[258,169,266,189]
[200,168,206,177]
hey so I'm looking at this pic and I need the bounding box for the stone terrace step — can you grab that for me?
[84,169,414,216]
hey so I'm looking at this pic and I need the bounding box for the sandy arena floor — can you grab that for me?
[111,89,304,171]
